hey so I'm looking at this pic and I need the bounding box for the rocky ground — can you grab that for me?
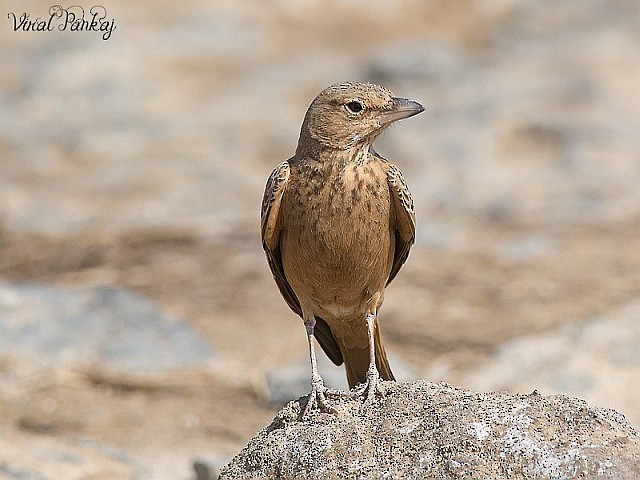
[220,381,640,480]
[1,0,640,478]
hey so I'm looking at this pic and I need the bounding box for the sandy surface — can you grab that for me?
[1,0,640,478]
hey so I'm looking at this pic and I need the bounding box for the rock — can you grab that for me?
[219,381,640,480]
[0,280,214,373]
[0,427,145,480]
[443,299,640,427]
[193,458,220,480]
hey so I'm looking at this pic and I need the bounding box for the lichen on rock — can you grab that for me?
[220,381,640,480]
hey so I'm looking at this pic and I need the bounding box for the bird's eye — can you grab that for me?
[345,101,364,114]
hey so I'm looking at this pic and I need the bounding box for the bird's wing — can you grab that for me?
[386,163,416,285]
[261,160,344,366]
[261,160,302,317]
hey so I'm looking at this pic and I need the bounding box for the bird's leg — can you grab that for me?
[301,316,338,417]
[350,312,382,403]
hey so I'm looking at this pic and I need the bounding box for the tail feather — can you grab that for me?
[314,316,343,366]
[339,321,394,389]
[374,322,395,382]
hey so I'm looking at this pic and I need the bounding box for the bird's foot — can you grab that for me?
[350,364,383,406]
[301,374,339,417]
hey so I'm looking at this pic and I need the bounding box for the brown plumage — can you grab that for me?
[261,82,423,414]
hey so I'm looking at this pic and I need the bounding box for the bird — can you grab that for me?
[261,82,423,415]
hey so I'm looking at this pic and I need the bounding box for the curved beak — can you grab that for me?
[379,97,425,125]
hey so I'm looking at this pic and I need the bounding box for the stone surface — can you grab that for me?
[427,299,640,427]
[0,427,145,480]
[220,381,640,480]
[0,280,214,373]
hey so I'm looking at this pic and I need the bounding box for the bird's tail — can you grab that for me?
[338,321,395,389]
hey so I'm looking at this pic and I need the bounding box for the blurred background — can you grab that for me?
[1,0,640,478]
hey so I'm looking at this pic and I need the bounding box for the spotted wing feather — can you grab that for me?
[261,161,302,317]
[261,161,343,366]
[386,163,416,285]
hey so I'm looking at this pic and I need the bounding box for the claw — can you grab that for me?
[301,374,338,417]
[348,312,387,407]
[349,363,386,411]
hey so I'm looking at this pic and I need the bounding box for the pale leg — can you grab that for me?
[301,316,337,417]
[351,313,382,402]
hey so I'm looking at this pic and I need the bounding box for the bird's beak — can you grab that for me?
[379,98,425,125]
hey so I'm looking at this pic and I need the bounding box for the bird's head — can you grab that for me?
[298,82,424,151]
